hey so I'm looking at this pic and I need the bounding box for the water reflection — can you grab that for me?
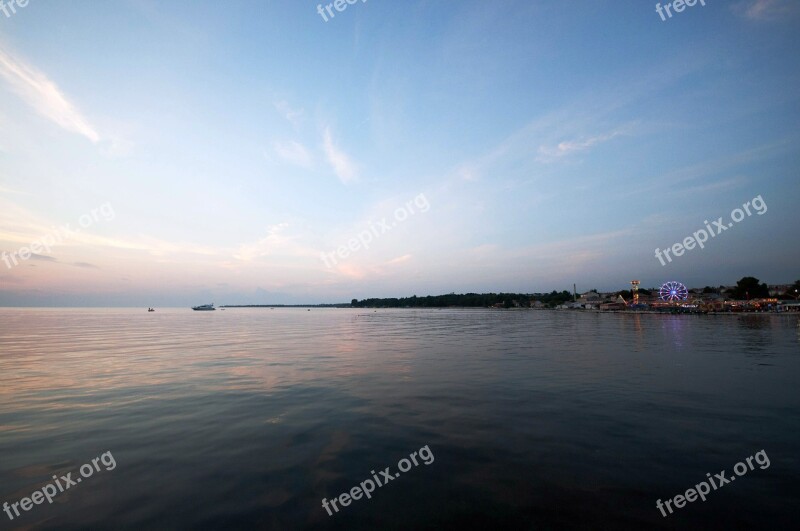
[0,308,798,529]
[737,315,772,330]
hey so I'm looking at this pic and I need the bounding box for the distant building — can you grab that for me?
[576,291,601,309]
[769,285,792,297]
[600,295,627,311]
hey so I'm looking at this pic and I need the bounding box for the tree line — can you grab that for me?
[351,291,575,309]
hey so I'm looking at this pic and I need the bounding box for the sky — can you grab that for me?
[0,0,798,306]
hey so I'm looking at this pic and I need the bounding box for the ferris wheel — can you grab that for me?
[659,281,688,302]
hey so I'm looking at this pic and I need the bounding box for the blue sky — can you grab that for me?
[0,0,798,306]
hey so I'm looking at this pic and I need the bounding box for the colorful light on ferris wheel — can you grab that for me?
[659,281,688,301]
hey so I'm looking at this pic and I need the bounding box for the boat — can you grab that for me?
[148,308,155,312]
[192,304,216,311]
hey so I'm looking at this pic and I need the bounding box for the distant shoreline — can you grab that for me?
[220,304,351,308]
[217,306,798,316]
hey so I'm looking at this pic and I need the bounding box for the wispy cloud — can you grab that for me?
[324,253,414,280]
[449,54,707,182]
[0,195,222,259]
[322,127,359,184]
[232,223,319,264]
[676,175,748,196]
[386,254,412,266]
[457,165,480,182]
[537,130,624,161]
[101,136,135,158]
[274,100,305,129]
[72,262,99,269]
[233,222,291,261]
[735,0,799,19]
[626,140,789,197]
[0,48,100,143]
[272,140,313,168]
[30,254,58,262]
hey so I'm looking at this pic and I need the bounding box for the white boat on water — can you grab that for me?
[192,304,216,311]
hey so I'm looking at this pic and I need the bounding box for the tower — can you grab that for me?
[630,280,640,305]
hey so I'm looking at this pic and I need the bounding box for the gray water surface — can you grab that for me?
[1,308,798,529]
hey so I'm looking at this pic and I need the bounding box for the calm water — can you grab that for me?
[1,308,798,530]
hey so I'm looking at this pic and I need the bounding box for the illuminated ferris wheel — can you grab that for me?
[659,281,688,302]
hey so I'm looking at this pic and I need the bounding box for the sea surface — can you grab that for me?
[0,308,798,530]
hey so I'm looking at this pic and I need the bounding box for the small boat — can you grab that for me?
[192,304,216,311]
[148,308,155,312]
